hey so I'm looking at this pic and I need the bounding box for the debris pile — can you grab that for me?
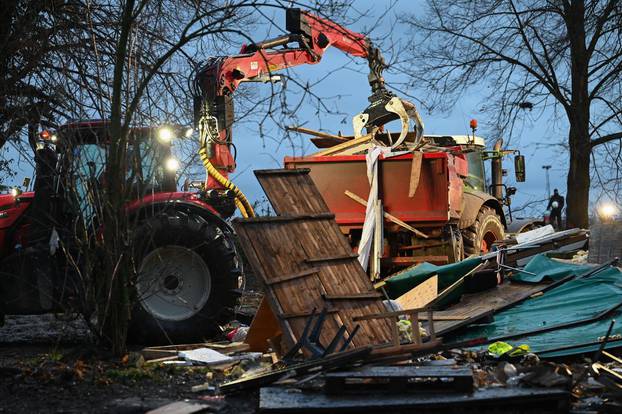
[140,169,622,412]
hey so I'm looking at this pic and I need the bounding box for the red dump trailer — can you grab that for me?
[284,135,522,277]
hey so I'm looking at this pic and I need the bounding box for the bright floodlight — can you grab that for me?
[165,157,180,172]
[184,127,194,138]
[158,126,174,143]
[599,203,616,218]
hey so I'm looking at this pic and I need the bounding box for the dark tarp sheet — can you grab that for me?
[384,257,482,300]
[450,255,622,358]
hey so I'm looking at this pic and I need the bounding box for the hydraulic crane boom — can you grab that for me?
[192,8,422,217]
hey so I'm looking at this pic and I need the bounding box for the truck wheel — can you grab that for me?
[128,210,240,344]
[463,206,505,256]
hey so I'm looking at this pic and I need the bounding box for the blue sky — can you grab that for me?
[2,0,569,217]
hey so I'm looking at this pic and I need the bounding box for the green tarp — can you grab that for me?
[513,253,592,283]
[451,255,622,358]
[384,257,482,300]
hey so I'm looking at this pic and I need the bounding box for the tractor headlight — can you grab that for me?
[158,126,174,143]
[165,157,180,172]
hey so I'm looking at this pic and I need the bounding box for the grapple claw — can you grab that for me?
[353,94,424,149]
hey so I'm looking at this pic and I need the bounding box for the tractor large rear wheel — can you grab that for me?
[128,211,240,344]
[463,206,505,256]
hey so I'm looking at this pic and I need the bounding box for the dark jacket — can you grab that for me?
[547,194,564,211]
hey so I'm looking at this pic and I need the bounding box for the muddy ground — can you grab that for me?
[0,314,259,413]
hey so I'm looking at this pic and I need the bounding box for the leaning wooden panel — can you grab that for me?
[255,168,330,215]
[233,215,394,352]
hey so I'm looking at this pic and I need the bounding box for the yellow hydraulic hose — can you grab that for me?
[198,145,255,218]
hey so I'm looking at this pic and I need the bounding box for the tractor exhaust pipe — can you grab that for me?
[491,138,504,201]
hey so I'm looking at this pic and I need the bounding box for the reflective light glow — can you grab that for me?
[165,157,180,172]
[50,134,58,142]
[599,203,617,218]
[184,127,194,138]
[10,188,19,197]
[158,126,174,143]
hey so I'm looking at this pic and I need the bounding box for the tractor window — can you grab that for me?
[126,137,175,197]
[62,138,174,222]
[464,151,486,192]
[67,143,107,221]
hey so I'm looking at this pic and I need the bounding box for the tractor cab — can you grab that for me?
[51,121,186,223]
[425,135,488,193]
[426,134,526,222]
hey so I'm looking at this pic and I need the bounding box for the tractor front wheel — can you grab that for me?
[462,206,505,256]
[128,211,240,344]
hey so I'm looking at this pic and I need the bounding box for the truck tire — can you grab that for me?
[462,206,505,256]
[128,210,240,344]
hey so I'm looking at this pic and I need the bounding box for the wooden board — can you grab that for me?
[234,214,394,352]
[235,169,399,353]
[324,365,473,393]
[395,275,437,310]
[254,169,330,215]
[429,280,549,338]
[245,297,282,352]
[260,386,570,412]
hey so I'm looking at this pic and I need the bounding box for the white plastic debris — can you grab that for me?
[515,225,555,244]
[178,348,233,366]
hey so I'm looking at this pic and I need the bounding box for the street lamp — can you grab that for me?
[542,165,552,199]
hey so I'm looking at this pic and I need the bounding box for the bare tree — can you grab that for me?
[398,0,622,228]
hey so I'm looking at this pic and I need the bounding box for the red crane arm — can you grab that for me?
[193,8,388,191]
[214,10,369,97]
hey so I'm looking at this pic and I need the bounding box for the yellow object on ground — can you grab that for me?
[488,341,531,357]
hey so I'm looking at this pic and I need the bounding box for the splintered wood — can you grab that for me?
[233,169,394,353]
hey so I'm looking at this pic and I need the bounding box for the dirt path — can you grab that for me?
[0,315,257,413]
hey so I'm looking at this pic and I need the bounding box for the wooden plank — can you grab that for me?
[240,213,334,223]
[395,275,438,310]
[285,125,347,141]
[255,168,331,216]
[305,253,358,263]
[310,137,348,148]
[409,151,423,197]
[370,339,442,356]
[352,307,429,321]
[265,267,320,285]
[385,256,449,265]
[245,297,282,352]
[313,133,373,156]
[344,190,429,239]
[323,292,383,300]
[278,309,339,319]
[144,356,180,365]
[325,365,473,394]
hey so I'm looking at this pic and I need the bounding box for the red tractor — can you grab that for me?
[0,8,398,341]
[0,121,242,342]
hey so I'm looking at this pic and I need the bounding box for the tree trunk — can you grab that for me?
[565,0,590,229]
[566,126,590,229]
[97,0,136,356]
